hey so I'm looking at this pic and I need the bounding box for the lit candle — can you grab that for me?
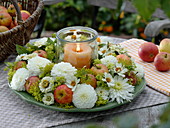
[64,43,92,69]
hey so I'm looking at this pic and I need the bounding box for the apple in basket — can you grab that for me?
[54,84,73,104]
[91,64,109,75]
[9,19,18,29]
[138,42,159,62]
[159,38,170,53]
[33,50,48,58]
[0,12,12,27]
[0,5,8,13]
[21,10,31,21]
[116,54,132,66]
[154,52,170,72]
[7,3,22,17]
[24,76,40,93]
[0,26,9,32]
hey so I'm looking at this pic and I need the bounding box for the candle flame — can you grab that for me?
[76,43,81,52]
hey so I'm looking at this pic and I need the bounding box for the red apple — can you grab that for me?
[125,71,137,86]
[154,52,170,72]
[116,54,132,66]
[0,12,12,27]
[33,50,47,58]
[0,5,8,13]
[159,38,170,53]
[13,61,27,70]
[21,10,31,21]
[24,76,40,93]
[91,64,109,75]
[138,42,159,62]
[80,74,97,88]
[54,84,73,104]
[0,26,9,32]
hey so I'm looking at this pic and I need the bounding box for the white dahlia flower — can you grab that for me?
[109,76,134,104]
[10,68,29,91]
[33,37,48,48]
[101,55,118,67]
[72,84,97,108]
[27,56,51,76]
[42,93,54,105]
[51,62,77,77]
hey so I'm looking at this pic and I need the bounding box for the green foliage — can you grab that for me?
[29,83,43,102]
[131,0,160,20]
[39,63,55,78]
[45,0,93,31]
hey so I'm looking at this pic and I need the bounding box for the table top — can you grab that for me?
[0,36,169,128]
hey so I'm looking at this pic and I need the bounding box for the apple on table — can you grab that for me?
[138,42,159,62]
[159,38,170,53]
[154,52,170,72]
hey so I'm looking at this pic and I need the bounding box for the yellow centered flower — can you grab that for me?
[114,82,122,90]
[46,96,52,101]
[106,78,111,83]
[42,80,49,88]
[102,50,106,54]
[71,81,76,86]
[116,67,122,72]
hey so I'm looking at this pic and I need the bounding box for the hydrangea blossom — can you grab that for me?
[39,76,54,93]
[109,76,134,104]
[10,68,29,91]
[51,62,77,78]
[72,84,97,108]
[42,93,54,105]
[27,56,51,76]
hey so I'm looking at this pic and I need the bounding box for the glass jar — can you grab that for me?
[56,26,98,69]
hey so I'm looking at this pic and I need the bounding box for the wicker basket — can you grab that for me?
[0,0,44,61]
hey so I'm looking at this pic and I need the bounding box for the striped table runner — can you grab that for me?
[121,38,170,96]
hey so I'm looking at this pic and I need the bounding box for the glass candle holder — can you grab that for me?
[56,26,98,69]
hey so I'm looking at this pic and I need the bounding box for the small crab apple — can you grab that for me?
[13,61,27,70]
[116,54,132,66]
[24,76,40,93]
[125,71,137,86]
[33,50,47,58]
[80,74,97,88]
[54,84,73,104]
[91,64,109,75]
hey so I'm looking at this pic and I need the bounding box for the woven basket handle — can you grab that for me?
[11,0,23,24]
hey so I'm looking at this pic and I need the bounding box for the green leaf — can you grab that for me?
[161,0,170,18]
[132,0,160,20]
[16,45,30,55]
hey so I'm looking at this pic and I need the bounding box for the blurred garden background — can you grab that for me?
[34,0,170,44]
